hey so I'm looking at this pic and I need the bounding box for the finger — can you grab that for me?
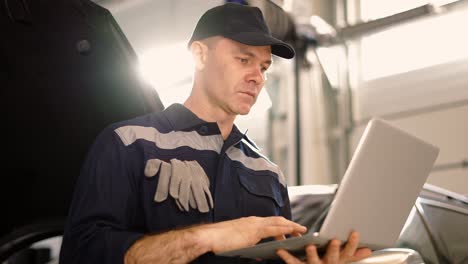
[169,159,183,199]
[341,231,359,260]
[349,248,372,262]
[323,239,340,263]
[189,188,197,209]
[178,162,192,211]
[305,245,320,264]
[259,225,295,239]
[144,159,161,177]
[196,163,211,187]
[190,162,214,209]
[192,177,209,213]
[274,235,287,240]
[189,163,210,213]
[178,181,191,211]
[154,161,171,202]
[203,183,214,208]
[264,217,307,234]
[277,232,302,241]
[277,249,303,264]
[292,232,303,237]
[175,198,185,211]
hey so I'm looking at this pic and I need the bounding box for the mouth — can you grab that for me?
[239,91,256,99]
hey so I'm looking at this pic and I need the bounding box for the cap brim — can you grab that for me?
[227,32,295,59]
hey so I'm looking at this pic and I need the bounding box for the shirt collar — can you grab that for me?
[162,103,208,131]
[162,103,253,147]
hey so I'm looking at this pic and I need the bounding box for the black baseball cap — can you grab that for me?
[188,3,295,59]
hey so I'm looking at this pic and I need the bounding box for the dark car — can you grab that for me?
[1,0,163,262]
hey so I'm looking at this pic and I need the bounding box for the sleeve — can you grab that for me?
[59,127,144,264]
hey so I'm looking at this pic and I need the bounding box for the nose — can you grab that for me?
[245,66,265,86]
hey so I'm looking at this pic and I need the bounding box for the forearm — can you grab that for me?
[124,226,210,264]
[124,216,308,264]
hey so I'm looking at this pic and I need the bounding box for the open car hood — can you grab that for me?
[0,0,163,260]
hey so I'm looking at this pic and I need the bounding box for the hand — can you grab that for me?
[125,216,307,264]
[196,216,308,253]
[276,231,372,264]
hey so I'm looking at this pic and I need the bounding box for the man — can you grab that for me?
[60,3,371,264]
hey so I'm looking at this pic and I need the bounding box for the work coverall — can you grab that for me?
[60,103,291,263]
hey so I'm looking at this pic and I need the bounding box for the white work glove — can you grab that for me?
[144,158,213,213]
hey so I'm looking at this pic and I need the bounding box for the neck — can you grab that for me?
[184,95,236,140]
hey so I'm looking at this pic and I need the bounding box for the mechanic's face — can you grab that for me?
[200,37,272,116]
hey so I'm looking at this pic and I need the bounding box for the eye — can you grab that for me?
[238,57,249,64]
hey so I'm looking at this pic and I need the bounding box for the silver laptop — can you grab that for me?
[218,118,439,260]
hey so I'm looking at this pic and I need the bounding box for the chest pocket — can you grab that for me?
[237,167,285,217]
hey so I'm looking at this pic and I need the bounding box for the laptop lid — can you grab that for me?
[319,118,439,249]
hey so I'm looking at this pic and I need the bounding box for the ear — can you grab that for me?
[190,41,209,71]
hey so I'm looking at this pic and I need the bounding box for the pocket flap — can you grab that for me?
[238,168,285,207]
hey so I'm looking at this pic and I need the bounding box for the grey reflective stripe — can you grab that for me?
[114,125,223,153]
[226,141,286,187]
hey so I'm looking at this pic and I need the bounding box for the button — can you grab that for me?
[199,125,208,135]
[76,40,91,55]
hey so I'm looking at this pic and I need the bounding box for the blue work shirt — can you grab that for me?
[60,103,291,264]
